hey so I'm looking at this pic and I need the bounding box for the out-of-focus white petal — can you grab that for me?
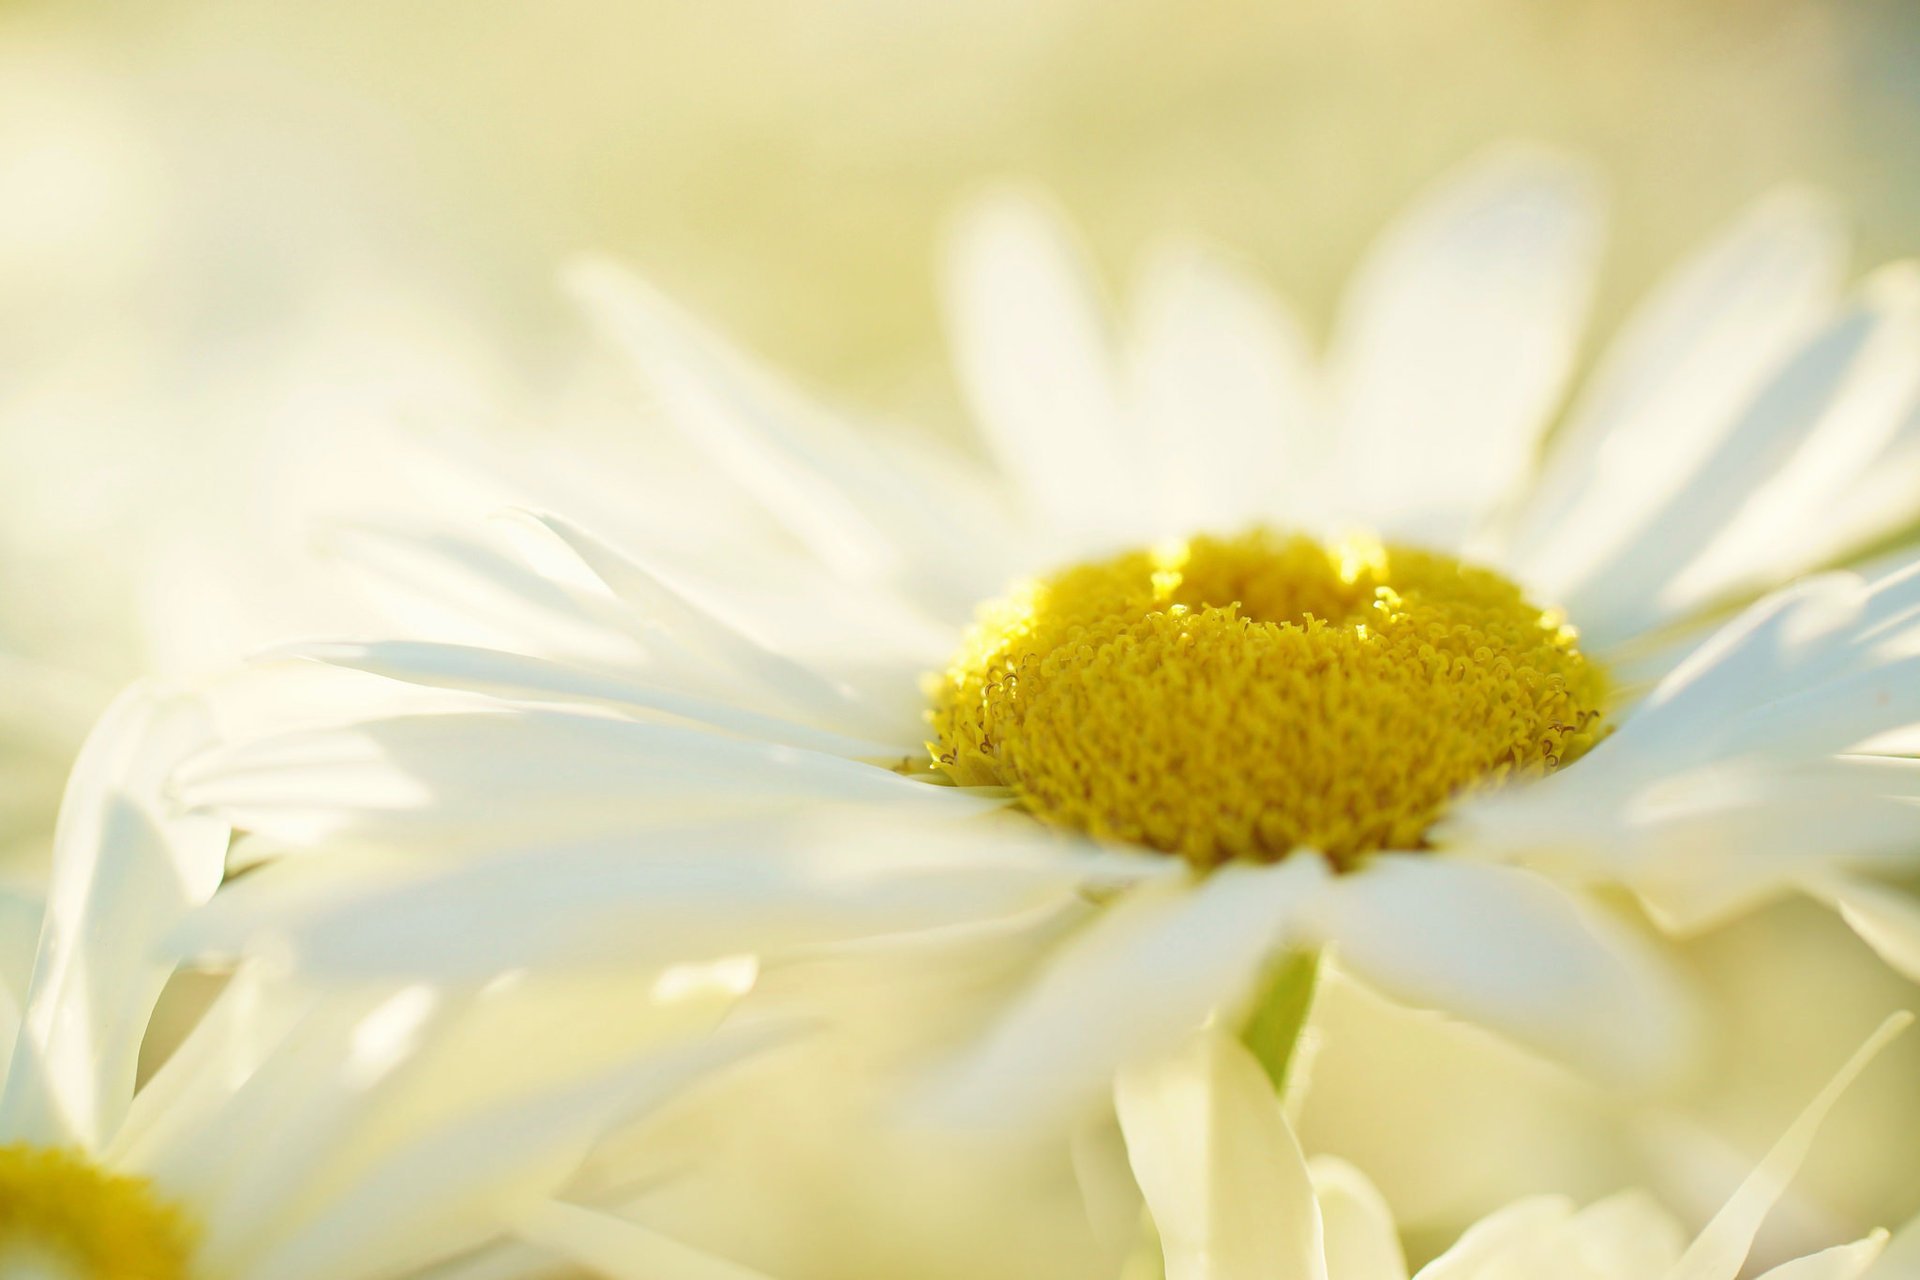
[0,684,227,1149]
[922,858,1323,1130]
[1665,1013,1910,1280]
[943,189,1138,547]
[1561,1191,1690,1277]
[1508,190,1843,593]
[515,1198,777,1280]
[1308,1157,1408,1280]
[1306,856,1693,1088]
[1327,146,1603,544]
[1866,1214,1920,1277]
[1557,268,1920,644]
[227,1019,792,1280]
[1413,1197,1577,1280]
[1128,239,1319,534]
[1754,1236,1892,1280]
[566,258,1006,616]
[1800,875,1920,984]
[1115,1031,1327,1280]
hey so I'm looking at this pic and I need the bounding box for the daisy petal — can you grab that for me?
[1414,1197,1576,1280]
[1129,239,1319,533]
[176,710,987,854]
[167,827,1069,982]
[1800,874,1920,983]
[921,858,1323,1130]
[1562,268,1920,642]
[1665,1012,1910,1280]
[515,1199,775,1280]
[287,639,902,758]
[1306,856,1693,1087]
[1115,1032,1328,1280]
[1752,1236,1891,1280]
[565,259,999,614]
[1308,1157,1409,1280]
[944,189,1138,545]
[522,511,911,741]
[1508,190,1843,591]
[1328,147,1603,543]
[0,685,227,1149]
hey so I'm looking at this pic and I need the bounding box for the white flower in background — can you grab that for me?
[177,147,1920,1144]
[1110,1018,1915,1280]
[0,684,776,1279]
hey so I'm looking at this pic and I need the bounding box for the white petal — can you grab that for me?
[232,1020,790,1280]
[1508,190,1843,591]
[168,824,1073,982]
[515,1199,776,1280]
[1128,239,1320,533]
[1414,1197,1577,1280]
[1666,1013,1911,1280]
[523,512,912,742]
[1755,1236,1891,1280]
[176,710,990,854]
[565,259,1005,616]
[1800,874,1920,983]
[1328,146,1603,544]
[1866,1214,1920,1277]
[288,639,902,758]
[1116,1031,1327,1280]
[1555,269,1920,644]
[1561,1190,1689,1277]
[943,189,1138,545]
[1308,1157,1408,1280]
[1306,857,1693,1087]
[922,858,1323,1129]
[0,685,227,1149]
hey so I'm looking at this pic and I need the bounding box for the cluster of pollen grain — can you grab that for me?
[928,528,1608,869]
[0,1144,195,1279]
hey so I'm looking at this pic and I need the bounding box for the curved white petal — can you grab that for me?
[1308,1157,1408,1280]
[1508,190,1843,592]
[1116,1031,1327,1280]
[1327,146,1603,544]
[1306,856,1694,1087]
[922,858,1323,1130]
[1414,1196,1577,1280]
[944,189,1138,546]
[0,685,227,1149]
[1755,1237,1892,1280]
[1801,874,1920,984]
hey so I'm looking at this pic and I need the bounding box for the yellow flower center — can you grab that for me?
[929,529,1607,868]
[0,1144,195,1279]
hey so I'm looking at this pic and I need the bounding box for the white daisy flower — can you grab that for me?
[1106,1015,1915,1280]
[0,684,776,1280]
[177,147,1920,1132]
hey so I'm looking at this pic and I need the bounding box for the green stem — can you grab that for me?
[1239,947,1323,1099]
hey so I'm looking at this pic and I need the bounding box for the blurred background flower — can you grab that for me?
[3,0,1920,1267]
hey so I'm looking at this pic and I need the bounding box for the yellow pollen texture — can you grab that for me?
[929,529,1607,868]
[0,1144,195,1279]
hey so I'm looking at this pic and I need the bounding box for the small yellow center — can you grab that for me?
[929,529,1607,868]
[0,1144,195,1279]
